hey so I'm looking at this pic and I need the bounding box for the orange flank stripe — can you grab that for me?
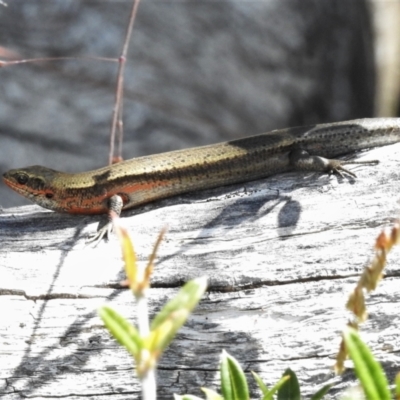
[66,205,109,215]
[61,181,164,215]
[120,180,165,194]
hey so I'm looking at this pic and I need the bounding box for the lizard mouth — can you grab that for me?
[2,175,40,199]
[2,175,21,191]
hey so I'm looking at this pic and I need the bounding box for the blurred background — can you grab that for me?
[0,0,399,208]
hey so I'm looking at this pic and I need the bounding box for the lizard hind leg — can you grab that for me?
[289,149,379,178]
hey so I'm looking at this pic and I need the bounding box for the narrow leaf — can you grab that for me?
[310,383,333,400]
[144,227,166,284]
[262,375,290,400]
[395,372,400,400]
[220,350,249,400]
[202,387,224,400]
[251,371,269,395]
[113,218,137,289]
[151,276,207,330]
[277,368,300,400]
[343,327,391,400]
[147,309,188,357]
[220,350,233,400]
[174,395,204,400]
[99,306,142,360]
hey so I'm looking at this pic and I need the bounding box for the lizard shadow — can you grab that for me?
[151,183,302,267]
[140,170,355,268]
[0,208,104,249]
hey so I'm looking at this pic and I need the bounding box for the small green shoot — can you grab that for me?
[310,384,334,400]
[395,372,400,400]
[99,219,207,399]
[277,368,300,400]
[99,306,142,362]
[252,370,290,400]
[343,327,391,400]
[220,350,249,400]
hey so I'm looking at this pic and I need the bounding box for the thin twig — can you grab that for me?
[108,0,141,165]
[0,56,117,68]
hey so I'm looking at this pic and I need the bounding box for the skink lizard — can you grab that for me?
[3,118,400,242]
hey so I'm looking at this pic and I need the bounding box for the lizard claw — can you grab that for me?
[329,159,379,179]
[85,194,123,247]
[85,221,113,247]
[327,161,357,178]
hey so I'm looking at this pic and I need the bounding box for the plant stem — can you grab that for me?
[109,0,141,165]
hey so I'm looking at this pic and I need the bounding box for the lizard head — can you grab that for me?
[3,166,61,211]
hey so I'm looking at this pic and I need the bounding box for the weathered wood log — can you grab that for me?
[1,143,400,399]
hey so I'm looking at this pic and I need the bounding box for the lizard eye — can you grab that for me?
[45,193,54,199]
[16,174,28,185]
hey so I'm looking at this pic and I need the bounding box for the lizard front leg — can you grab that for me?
[86,194,124,246]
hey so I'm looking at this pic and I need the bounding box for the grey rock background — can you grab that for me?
[0,0,378,207]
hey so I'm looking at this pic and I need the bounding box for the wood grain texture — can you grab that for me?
[1,143,400,399]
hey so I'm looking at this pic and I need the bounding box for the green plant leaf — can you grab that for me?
[202,387,224,400]
[262,374,290,400]
[251,371,269,395]
[113,220,137,288]
[277,368,300,400]
[146,308,188,356]
[343,327,391,400]
[220,350,249,400]
[310,383,333,400]
[144,228,166,284]
[174,395,204,400]
[252,371,291,400]
[99,306,142,360]
[395,372,400,400]
[151,276,207,331]
[146,277,207,358]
